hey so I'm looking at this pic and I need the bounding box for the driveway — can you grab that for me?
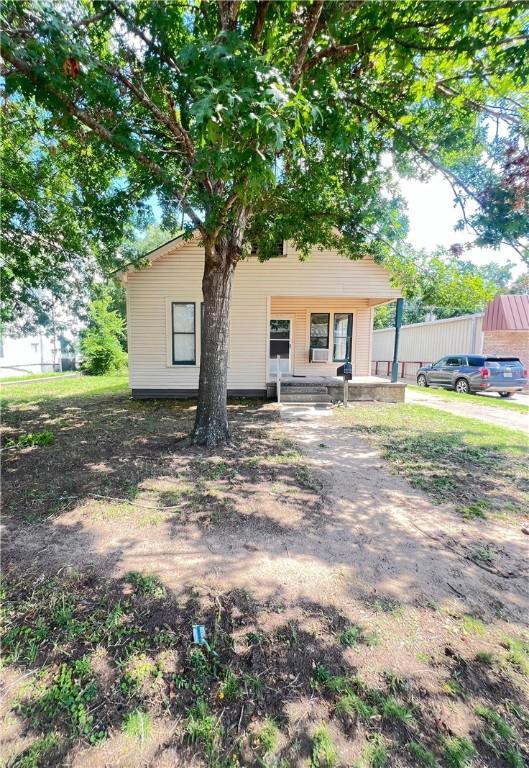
[406,387,529,432]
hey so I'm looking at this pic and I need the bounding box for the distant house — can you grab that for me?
[121,233,403,401]
[371,294,529,378]
[0,332,56,378]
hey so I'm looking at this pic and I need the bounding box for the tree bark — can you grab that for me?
[192,241,236,446]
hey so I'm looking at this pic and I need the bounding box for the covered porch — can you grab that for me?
[265,295,404,402]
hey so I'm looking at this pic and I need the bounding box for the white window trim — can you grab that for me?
[164,297,231,368]
[165,298,200,368]
[305,309,356,370]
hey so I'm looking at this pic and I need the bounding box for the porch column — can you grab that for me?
[391,298,404,383]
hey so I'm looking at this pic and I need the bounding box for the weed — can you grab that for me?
[339,624,362,647]
[460,615,486,636]
[358,733,387,768]
[335,691,374,719]
[15,733,61,767]
[504,748,524,768]
[257,718,279,755]
[295,464,323,492]
[365,631,380,647]
[442,736,477,768]
[472,545,494,564]
[247,630,266,646]
[407,740,437,767]
[382,696,414,724]
[219,670,239,701]
[5,431,54,449]
[475,705,513,742]
[443,677,462,698]
[122,709,152,742]
[186,699,222,758]
[311,724,337,768]
[125,571,166,598]
[26,659,104,743]
[458,501,489,520]
[501,635,529,677]
[474,651,494,666]
[383,670,410,696]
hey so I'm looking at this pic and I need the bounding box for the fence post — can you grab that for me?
[391,298,404,383]
[276,355,281,404]
[343,375,348,407]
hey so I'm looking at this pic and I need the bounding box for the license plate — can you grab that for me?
[503,371,512,377]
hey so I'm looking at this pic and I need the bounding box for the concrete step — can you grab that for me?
[280,393,332,403]
[281,385,329,394]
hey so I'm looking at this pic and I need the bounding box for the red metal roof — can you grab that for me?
[482,294,529,331]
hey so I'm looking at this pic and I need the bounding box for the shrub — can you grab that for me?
[80,294,126,375]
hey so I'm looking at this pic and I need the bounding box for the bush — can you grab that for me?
[80,295,126,375]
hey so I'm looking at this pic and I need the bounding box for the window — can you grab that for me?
[310,313,330,349]
[250,240,284,257]
[171,302,196,364]
[445,356,463,367]
[31,343,39,354]
[333,313,353,362]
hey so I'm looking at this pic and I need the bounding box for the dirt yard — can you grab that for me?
[1,376,528,767]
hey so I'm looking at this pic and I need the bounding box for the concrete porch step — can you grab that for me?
[281,385,329,394]
[280,393,332,403]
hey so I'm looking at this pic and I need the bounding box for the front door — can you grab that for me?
[269,318,292,375]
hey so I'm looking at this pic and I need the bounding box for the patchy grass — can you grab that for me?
[121,709,153,742]
[0,371,76,383]
[335,403,529,521]
[408,384,529,414]
[4,430,54,449]
[311,723,337,768]
[1,571,529,767]
[1,372,129,406]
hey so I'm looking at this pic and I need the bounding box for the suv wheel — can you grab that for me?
[417,374,428,387]
[499,392,513,398]
[455,378,470,394]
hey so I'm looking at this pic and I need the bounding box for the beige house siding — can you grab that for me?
[125,236,400,392]
[483,330,529,371]
[372,313,483,369]
[270,297,372,376]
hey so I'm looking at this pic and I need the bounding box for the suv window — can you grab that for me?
[445,357,463,366]
[468,357,485,367]
[432,357,447,368]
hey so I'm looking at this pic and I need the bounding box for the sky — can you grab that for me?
[401,173,525,279]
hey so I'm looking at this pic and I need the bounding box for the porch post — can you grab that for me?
[391,298,404,384]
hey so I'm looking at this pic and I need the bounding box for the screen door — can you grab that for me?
[269,319,291,375]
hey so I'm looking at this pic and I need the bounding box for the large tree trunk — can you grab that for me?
[191,241,236,446]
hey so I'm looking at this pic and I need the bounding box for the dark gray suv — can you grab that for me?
[416,355,527,397]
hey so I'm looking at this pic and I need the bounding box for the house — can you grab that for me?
[122,233,404,402]
[371,294,529,381]
[0,331,56,378]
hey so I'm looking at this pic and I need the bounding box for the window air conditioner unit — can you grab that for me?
[310,348,329,363]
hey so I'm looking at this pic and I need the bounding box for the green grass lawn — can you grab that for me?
[408,384,529,414]
[1,372,129,406]
[336,403,528,521]
[0,371,78,383]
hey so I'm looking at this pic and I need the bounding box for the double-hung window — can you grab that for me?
[333,313,353,362]
[310,313,330,349]
[172,302,196,364]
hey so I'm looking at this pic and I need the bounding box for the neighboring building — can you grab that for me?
[0,332,56,378]
[371,294,529,378]
[122,233,402,398]
[482,294,529,371]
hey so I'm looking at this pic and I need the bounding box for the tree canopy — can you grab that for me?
[2,0,528,442]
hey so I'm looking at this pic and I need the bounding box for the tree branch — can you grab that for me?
[290,0,324,86]
[302,43,360,73]
[1,47,203,230]
[252,1,270,43]
[107,0,182,74]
